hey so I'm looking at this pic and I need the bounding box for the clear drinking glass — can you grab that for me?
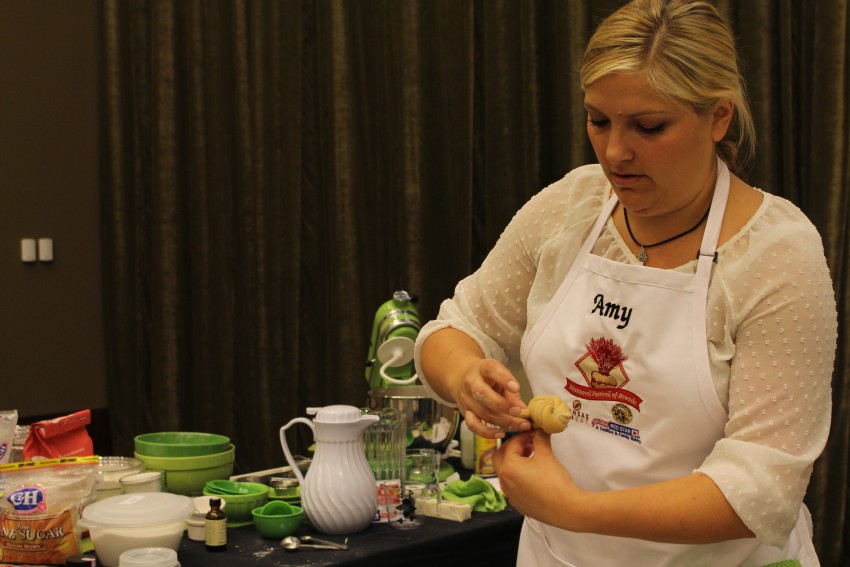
[361,407,406,523]
[405,448,441,502]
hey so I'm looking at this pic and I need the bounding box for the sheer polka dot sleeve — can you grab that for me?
[696,196,837,547]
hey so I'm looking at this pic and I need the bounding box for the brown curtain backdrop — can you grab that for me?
[100,1,849,564]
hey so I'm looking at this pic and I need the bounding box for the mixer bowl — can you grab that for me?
[367,386,459,453]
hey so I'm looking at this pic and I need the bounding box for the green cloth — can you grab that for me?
[759,562,801,567]
[442,475,506,512]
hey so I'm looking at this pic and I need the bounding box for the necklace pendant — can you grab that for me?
[638,246,648,264]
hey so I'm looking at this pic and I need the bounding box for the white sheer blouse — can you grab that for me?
[413,164,837,547]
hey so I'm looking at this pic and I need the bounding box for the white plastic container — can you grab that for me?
[186,517,206,542]
[82,493,193,567]
[187,496,226,541]
[120,471,163,493]
[119,547,180,567]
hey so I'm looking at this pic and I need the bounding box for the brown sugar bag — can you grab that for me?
[23,410,94,461]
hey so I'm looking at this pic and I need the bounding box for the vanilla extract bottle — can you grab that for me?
[205,497,227,552]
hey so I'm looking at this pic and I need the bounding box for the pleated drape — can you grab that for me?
[100,2,849,564]
[792,4,850,565]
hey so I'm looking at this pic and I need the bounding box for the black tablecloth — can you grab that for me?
[176,506,523,567]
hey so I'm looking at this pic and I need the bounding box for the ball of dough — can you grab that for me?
[519,395,572,434]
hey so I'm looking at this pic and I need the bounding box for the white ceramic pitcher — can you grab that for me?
[280,405,379,534]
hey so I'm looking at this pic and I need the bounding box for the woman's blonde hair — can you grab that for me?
[580,0,755,173]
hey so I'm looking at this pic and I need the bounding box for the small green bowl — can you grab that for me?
[259,500,293,515]
[135,432,231,457]
[251,503,303,538]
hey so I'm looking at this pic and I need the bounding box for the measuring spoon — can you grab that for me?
[281,536,339,551]
[299,535,349,550]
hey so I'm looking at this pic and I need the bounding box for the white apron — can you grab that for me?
[517,159,818,567]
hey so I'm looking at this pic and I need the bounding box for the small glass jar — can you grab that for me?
[269,476,300,500]
[10,425,29,462]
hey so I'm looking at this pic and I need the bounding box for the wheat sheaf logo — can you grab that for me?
[565,337,643,411]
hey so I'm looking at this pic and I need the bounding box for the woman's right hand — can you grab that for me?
[418,327,530,438]
[453,358,530,438]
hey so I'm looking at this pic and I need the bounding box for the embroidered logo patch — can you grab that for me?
[611,403,633,424]
[592,418,642,444]
[564,337,643,411]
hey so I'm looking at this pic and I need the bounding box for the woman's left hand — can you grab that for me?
[494,429,581,529]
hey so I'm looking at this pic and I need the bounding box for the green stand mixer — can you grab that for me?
[364,290,422,389]
[364,291,459,481]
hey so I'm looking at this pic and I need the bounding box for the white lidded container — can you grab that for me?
[186,496,227,541]
[82,493,193,567]
[119,547,180,567]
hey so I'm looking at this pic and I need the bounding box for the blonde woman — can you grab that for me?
[414,0,836,565]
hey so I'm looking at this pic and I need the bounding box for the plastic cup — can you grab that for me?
[405,448,439,487]
[120,471,164,494]
[380,480,422,530]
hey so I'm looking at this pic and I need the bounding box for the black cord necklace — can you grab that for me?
[624,205,711,265]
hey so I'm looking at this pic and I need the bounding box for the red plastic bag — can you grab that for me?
[23,410,94,460]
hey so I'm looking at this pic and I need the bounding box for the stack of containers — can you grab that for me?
[201,479,269,527]
[133,432,234,496]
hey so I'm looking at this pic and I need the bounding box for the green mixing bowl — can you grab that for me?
[134,432,231,457]
[252,503,303,538]
[135,444,235,496]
